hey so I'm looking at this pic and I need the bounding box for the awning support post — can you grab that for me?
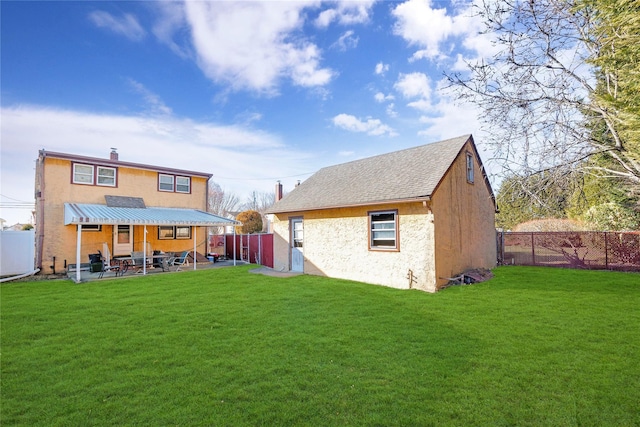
[193,226,197,271]
[76,224,82,283]
[143,225,147,275]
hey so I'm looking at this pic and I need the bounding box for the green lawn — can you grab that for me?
[2,266,639,426]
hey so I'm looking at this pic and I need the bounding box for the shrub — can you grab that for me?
[582,202,640,231]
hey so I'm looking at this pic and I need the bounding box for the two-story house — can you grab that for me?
[35,149,236,281]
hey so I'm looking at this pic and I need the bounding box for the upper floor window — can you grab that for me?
[73,163,116,187]
[97,166,116,186]
[159,173,191,193]
[466,152,474,184]
[73,164,93,184]
[369,210,398,250]
[176,176,191,193]
[158,174,175,192]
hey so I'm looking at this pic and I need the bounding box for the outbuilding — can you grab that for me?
[266,134,497,292]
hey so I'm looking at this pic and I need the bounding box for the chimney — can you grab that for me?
[275,181,283,202]
[110,148,118,161]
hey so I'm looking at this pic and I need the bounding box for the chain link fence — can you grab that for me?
[497,231,640,272]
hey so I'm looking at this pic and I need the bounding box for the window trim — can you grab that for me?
[368,210,399,251]
[96,166,117,187]
[158,226,175,240]
[158,173,191,193]
[175,226,191,239]
[158,225,192,240]
[158,174,175,192]
[466,152,474,184]
[72,163,117,187]
[175,176,191,194]
[82,224,102,231]
[72,163,94,185]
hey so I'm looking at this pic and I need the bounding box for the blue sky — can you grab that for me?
[1,0,495,225]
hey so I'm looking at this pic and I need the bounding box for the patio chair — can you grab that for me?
[89,250,120,279]
[168,251,190,271]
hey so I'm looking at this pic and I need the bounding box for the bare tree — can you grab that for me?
[241,191,276,232]
[447,0,640,192]
[207,181,240,234]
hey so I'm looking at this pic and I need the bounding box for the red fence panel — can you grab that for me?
[219,234,274,268]
[498,231,640,272]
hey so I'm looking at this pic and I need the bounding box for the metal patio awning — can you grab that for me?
[64,203,239,226]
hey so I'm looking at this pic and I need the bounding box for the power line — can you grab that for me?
[0,194,33,203]
[212,171,314,181]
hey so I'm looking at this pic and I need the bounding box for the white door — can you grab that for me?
[113,225,133,256]
[290,218,304,272]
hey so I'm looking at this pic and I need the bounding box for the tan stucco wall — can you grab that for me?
[431,142,497,289]
[36,157,209,274]
[272,203,438,291]
[271,141,497,293]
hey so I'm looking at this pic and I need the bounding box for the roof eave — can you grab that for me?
[40,150,213,179]
[267,195,431,214]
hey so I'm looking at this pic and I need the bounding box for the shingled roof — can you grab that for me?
[268,134,482,214]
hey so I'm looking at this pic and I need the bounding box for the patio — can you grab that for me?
[68,258,247,282]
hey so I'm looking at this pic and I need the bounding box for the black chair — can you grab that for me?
[89,251,120,278]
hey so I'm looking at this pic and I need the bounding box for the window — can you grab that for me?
[158,174,191,193]
[369,210,398,250]
[466,152,474,184]
[175,226,191,239]
[81,224,102,231]
[158,226,175,240]
[73,163,117,186]
[159,174,175,192]
[158,226,191,240]
[176,176,190,193]
[97,166,116,186]
[73,164,94,184]
[117,225,131,244]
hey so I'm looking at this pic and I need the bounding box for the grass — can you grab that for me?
[1,266,639,426]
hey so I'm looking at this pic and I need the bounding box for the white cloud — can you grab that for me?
[332,30,359,51]
[88,10,146,41]
[386,103,398,118]
[391,0,477,61]
[127,79,172,116]
[0,105,317,225]
[374,92,394,103]
[407,99,432,112]
[332,113,397,137]
[151,2,191,59]
[374,62,389,75]
[182,2,333,94]
[394,72,431,101]
[315,1,375,28]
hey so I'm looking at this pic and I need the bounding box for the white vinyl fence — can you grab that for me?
[0,229,36,276]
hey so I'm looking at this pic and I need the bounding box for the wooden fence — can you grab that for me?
[497,231,640,272]
[210,234,273,268]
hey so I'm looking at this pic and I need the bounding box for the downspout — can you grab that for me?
[233,227,236,266]
[35,152,46,272]
[0,268,41,283]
